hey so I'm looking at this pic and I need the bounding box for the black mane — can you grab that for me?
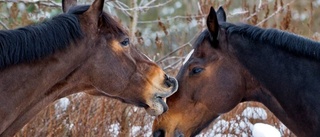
[222,23,320,60]
[0,7,86,69]
[193,30,211,49]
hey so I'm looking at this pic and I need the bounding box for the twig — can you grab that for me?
[0,20,8,30]
[197,1,206,27]
[113,0,172,11]
[229,10,249,17]
[0,0,61,7]
[156,43,190,63]
[244,0,264,21]
[137,15,206,24]
[140,0,156,8]
[255,0,295,26]
[111,1,131,16]
[129,0,138,40]
[156,29,202,63]
[163,58,183,71]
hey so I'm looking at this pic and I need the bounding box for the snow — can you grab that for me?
[252,123,281,137]
[108,123,120,137]
[69,123,74,130]
[132,126,142,136]
[51,96,286,137]
[174,1,182,8]
[54,97,70,112]
[196,107,285,137]
[242,107,267,120]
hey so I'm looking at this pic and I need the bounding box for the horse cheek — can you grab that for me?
[209,66,244,113]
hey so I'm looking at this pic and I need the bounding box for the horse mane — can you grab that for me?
[0,4,127,69]
[0,10,84,69]
[192,30,211,49]
[222,23,320,60]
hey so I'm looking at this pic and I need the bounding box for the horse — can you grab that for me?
[152,6,320,137]
[0,0,178,136]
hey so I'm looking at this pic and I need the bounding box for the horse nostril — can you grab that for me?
[164,74,173,88]
[153,129,165,137]
[165,80,172,88]
[164,74,170,80]
[174,129,184,137]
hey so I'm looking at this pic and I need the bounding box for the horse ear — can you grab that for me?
[62,0,77,13]
[217,6,226,22]
[207,7,219,40]
[86,0,104,19]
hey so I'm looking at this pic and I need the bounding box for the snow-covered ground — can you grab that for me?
[53,97,289,136]
[252,123,280,137]
[196,107,286,137]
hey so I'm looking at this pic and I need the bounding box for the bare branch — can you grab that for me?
[156,29,202,63]
[197,1,206,27]
[244,1,264,21]
[163,58,183,71]
[111,1,131,16]
[137,15,206,24]
[129,0,138,40]
[0,20,9,30]
[141,0,156,8]
[256,0,295,26]
[0,0,61,7]
[156,43,190,63]
[113,0,172,11]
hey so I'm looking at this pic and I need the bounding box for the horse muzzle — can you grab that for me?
[145,75,178,116]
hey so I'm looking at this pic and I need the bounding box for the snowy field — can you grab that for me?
[51,97,289,137]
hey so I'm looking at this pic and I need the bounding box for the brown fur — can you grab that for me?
[0,0,178,136]
[153,7,319,137]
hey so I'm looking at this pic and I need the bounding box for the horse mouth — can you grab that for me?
[145,96,168,116]
[145,76,178,116]
[156,96,168,112]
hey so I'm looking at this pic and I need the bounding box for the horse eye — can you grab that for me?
[191,67,203,75]
[120,38,130,46]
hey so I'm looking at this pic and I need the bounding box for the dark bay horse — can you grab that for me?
[153,6,320,137]
[0,0,178,136]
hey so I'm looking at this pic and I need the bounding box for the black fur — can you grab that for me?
[221,23,320,60]
[0,9,85,69]
[220,23,320,136]
[193,30,219,49]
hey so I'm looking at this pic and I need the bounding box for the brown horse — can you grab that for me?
[0,0,178,136]
[153,6,320,137]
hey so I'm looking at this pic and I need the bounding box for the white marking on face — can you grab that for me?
[183,49,194,65]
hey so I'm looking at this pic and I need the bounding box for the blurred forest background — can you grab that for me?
[1,0,320,136]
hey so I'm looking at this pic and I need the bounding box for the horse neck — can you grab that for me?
[0,42,92,137]
[242,83,301,136]
[231,35,320,137]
